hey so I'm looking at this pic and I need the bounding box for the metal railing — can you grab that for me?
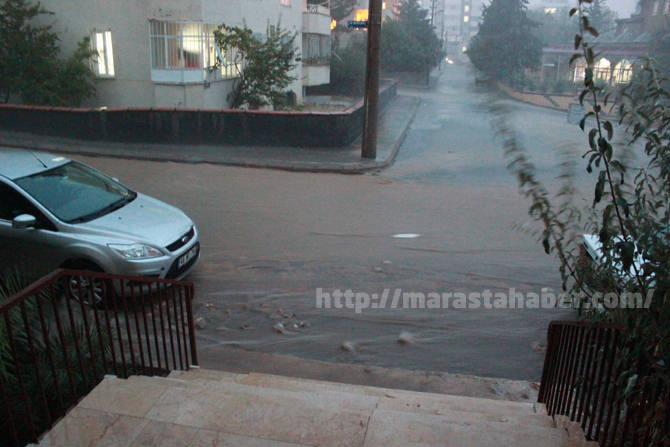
[0,269,197,447]
[538,320,668,447]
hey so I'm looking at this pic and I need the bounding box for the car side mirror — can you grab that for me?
[12,214,37,230]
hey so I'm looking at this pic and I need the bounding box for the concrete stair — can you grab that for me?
[35,368,589,447]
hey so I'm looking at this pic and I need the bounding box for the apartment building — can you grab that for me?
[37,0,330,109]
[443,0,484,56]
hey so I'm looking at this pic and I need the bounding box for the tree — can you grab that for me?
[587,0,617,34]
[0,0,95,106]
[381,0,444,73]
[493,0,669,440]
[527,7,580,45]
[330,36,367,95]
[467,0,542,84]
[214,22,299,109]
[330,0,357,22]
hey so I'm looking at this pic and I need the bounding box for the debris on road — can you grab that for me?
[532,342,547,352]
[341,341,356,352]
[397,331,415,345]
[195,317,207,330]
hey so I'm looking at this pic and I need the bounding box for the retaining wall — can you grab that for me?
[0,82,397,148]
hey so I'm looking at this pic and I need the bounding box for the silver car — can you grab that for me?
[0,148,200,297]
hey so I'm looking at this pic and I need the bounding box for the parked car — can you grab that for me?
[0,148,200,303]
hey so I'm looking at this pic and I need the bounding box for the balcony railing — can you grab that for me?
[538,320,668,447]
[305,0,330,14]
[0,269,197,447]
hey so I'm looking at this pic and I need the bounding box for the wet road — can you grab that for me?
[73,63,599,381]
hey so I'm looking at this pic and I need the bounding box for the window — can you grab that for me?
[280,0,290,5]
[302,34,331,64]
[91,30,115,77]
[652,0,660,15]
[613,60,633,84]
[149,21,239,83]
[594,58,611,83]
[573,59,586,83]
[0,182,55,230]
[665,0,670,14]
[14,162,135,224]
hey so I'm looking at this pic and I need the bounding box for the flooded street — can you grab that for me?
[75,63,597,381]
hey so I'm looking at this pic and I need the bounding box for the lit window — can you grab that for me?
[280,0,290,5]
[464,5,469,12]
[462,45,467,52]
[463,15,469,22]
[149,21,239,84]
[573,59,586,83]
[544,7,557,14]
[355,9,369,21]
[594,58,611,82]
[613,60,633,84]
[331,19,337,30]
[91,30,115,77]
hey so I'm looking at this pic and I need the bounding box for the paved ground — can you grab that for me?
[36,62,619,384]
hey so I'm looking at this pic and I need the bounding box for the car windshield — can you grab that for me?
[15,161,136,223]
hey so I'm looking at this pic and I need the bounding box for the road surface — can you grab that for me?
[72,64,602,381]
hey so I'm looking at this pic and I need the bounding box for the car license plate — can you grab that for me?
[178,245,198,269]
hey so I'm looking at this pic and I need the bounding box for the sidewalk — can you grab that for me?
[0,95,420,174]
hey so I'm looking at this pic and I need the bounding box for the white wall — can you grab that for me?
[37,0,304,108]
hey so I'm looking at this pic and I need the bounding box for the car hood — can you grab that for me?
[74,193,193,248]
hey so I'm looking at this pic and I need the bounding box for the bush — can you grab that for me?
[493,1,669,442]
[330,38,366,96]
[0,0,96,106]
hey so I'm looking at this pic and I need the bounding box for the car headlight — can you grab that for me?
[108,243,163,259]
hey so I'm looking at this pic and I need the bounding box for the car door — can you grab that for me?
[0,181,68,280]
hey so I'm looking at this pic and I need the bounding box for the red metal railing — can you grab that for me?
[0,269,197,447]
[538,320,668,447]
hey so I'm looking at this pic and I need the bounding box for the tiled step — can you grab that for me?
[155,371,556,429]
[235,371,539,417]
[40,371,567,447]
[363,409,569,447]
[168,368,244,382]
[144,377,374,447]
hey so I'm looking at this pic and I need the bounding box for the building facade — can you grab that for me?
[38,0,331,109]
[541,0,670,86]
[443,0,484,56]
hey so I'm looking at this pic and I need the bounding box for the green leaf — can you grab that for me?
[569,7,578,16]
[594,170,606,204]
[617,241,635,272]
[589,128,598,150]
[585,26,599,37]
[603,121,613,140]
[542,236,551,254]
[579,89,588,106]
[574,34,582,50]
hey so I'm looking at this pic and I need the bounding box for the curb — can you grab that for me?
[0,97,421,175]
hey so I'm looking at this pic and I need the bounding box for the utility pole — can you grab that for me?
[361,0,383,159]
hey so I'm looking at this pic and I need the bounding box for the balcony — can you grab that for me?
[303,1,332,35]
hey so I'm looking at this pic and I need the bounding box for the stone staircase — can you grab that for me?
[35,368,593,447]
